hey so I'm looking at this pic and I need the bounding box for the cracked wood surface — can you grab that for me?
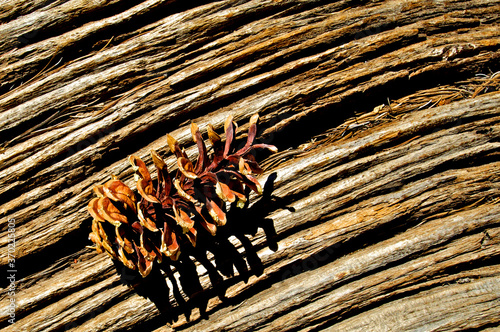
[0,0,499,331]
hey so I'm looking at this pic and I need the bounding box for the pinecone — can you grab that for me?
[87,114,277,277]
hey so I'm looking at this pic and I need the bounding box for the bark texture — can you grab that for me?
[0,0,499,331]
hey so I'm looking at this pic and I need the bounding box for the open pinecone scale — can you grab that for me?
[87,114,277,277]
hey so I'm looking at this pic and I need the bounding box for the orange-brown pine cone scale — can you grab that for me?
[87,115,276,277]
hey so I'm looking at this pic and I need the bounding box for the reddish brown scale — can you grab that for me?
[86,114,276,277]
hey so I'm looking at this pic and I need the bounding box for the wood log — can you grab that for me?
[0,0,499,331]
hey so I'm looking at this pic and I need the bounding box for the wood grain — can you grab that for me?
[0,0,499,330]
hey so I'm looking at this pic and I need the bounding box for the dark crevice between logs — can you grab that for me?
[0,274,126,331]
[0,0,61,24]
[0,221,93,290]
[109,0,224,44]
[164,14,424,100]
[275,211,427,283]
[162,20,421,116]
[274,157,500,255]
[272,170,499,291]
[0,108,166,205]
[0,154,88,209]
[0,110,61,149]
[167,5,380,93]
[119,0,338,87]
[270,0,355,21]
[8,0,150,50]
[49,279,133,332]
[461,321,500,332]
[399,145,500,189]
[426,247,500,281]
[272,224,500,332]
[0,247,100,328]
[256,68,499,206]
[242,4,486,88]
[163,2,326,91]
[313,254,500,332]
[259,66,488,153]
[0,248,116,331]
[1,0,267,97]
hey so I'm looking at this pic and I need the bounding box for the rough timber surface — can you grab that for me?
[0,0,499,331]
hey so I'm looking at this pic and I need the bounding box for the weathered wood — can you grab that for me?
[0,0,499,331]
